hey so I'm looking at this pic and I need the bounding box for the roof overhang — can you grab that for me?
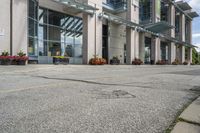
[171,1,193,20]
[99,12,140,28]
[187,12,199,18]
[99,12,196,48]
[53,0,98,15]
[176,1,192,11]
[145,21,174,33]
[102,2,127,14]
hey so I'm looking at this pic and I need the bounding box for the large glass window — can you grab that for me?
[139,0,153,24]
[145,37,151,64]
[160,42,168,61]
[28,3,83,63]
[28,0,38,56]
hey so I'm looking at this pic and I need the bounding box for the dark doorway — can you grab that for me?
[102,25,108,62]
[145,37,151,64]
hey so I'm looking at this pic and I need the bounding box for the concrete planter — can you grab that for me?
[110,59,120,65]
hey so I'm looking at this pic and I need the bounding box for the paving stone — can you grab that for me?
[179,97,200,124]
[171,122,200,133]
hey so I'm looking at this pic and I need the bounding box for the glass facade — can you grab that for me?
[28,0,38,56]
[145,37,151,64]
[161,1,168,22]
[139,0,153,24]
[160,42,168,61]
[106,0,127,9]
[28,0,83,63]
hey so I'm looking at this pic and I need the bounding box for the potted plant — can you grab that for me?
[16,50,29,65]
[0,51,12,65]
[132,58,143,65]
[183,61,188,65]
[110,56,120,65]
[89,56,107,65]
[172,59,180,65]
[53,56,69,65]
[156,60,166,65]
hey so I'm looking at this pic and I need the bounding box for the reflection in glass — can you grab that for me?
[28,4,83,63]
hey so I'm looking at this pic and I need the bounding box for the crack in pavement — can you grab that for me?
[32,75,152,88]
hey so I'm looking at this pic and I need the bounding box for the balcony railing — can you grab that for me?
[106,0,127,9]
[103,0,127,12]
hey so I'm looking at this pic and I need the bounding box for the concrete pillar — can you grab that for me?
[151,37,161,64]
[169,4,176,64]
[126,29,135,64]
[180,14,186,42]
[0,0,10,54]
[170,4,175,38]
[12,0,28,55]
[126,0,139,64]
[180,46,185,63]
[139,32,145,62]
[82,0,102,64]
[168,43,176,64]
[188,48,193,64]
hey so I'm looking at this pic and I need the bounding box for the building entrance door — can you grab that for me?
[102,25,108,62]
[145,37,151,64]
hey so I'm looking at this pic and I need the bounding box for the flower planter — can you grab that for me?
[53,57,69,65]
[17,60,27,65]
[11,60,18,65]
[89,57,107,65]
[132,58,143,65]
[0,60,11,65]
[110,59,120,65]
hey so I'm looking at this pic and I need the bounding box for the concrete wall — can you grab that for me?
[0,0,28,55]
[82,0,102,64]
[12,0,28,55]
[0,0,10,54]
[126,0,139,64]
[109,24,126,64]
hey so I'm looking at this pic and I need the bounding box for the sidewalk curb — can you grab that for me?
[170,96,200,133]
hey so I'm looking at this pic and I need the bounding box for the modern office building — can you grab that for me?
[0,0,198,64]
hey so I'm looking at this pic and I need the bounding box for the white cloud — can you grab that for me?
[188,0,200,11]
[193,33,200,38]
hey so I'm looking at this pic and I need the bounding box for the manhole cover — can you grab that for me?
[96,90,136,99]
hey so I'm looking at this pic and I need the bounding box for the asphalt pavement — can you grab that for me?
[0,65,200,133]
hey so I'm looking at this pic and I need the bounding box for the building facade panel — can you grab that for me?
[0,0,11,53]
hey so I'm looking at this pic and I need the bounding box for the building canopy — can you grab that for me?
[53,0,98,15]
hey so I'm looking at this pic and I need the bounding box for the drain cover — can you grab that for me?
[95,90,136,99]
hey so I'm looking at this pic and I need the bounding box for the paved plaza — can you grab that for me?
[0,65,200,133]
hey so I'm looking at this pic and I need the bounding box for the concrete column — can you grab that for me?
[170,4,175,38]
[180,46,185,63]
[0,0,10,54]
[151,37,161,64]
[168,43,176,64]
[82,0,102,64]
[126,0,139,64]
[126,29,135,64]
[180,14,186,42]
[139,32,145,62]
[189,20,192,44]
[188,48,193,64]
[169,4,176,64]
[12,0,28,55]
